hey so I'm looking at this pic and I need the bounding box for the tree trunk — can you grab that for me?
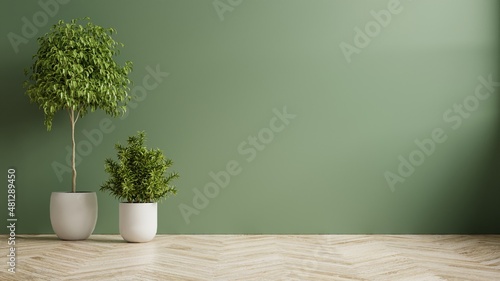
[70,109,77,193]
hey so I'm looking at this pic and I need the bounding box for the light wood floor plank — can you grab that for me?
[0,235,499,280]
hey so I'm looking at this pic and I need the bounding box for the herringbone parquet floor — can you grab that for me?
[1,235,499,280]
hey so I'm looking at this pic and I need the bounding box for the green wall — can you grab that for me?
[1,0,499,234]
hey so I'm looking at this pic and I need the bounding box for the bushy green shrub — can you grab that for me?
[101,131,179,203]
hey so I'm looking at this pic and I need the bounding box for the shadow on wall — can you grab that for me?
[466,37,500,234]
[439,75,500,234]
[464,10,500,233]
[469,130,500,233]
[435,55,500,234]
[404,62,500,234]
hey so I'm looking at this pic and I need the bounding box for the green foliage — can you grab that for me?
[24,17,133,130]
[101,131,179,203]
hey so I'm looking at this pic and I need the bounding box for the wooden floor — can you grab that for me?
[1,235,499,280]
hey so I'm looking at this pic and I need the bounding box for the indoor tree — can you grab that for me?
[24,17,133,193]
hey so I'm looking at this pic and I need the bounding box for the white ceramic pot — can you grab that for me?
[50,192,98,240]
[119,202,157,243]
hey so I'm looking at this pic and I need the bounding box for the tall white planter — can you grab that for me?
[119,202,157,243]
[50,192,98,240]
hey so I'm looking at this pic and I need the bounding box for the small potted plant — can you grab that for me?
[23,17,133,240]
[100,131,179,242]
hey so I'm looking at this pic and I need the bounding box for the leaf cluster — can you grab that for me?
[23,17,133,130]
[101,131,179,203]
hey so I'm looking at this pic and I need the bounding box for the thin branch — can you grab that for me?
[74,108,81,124]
